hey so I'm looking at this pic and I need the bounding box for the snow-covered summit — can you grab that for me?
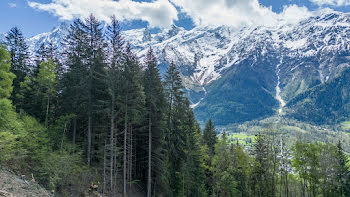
[27,22,69,52]
[26,10,350,88]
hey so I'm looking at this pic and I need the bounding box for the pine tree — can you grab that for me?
[212,132,237,196]
[231,143,251,197]
[121,44,145,195]
[335,141,350,196]
[144,47,166,197]
[82,14,107,165]
[182,105,206,197]
[163,61,187,196]
[5,27,30,110]
[61,18,88,148]
[202,119,217,157]
[104,15,125,196]
[35,42,63,79]
[61,15,107,165]
[202,119,217,195]
[251,134,275,197]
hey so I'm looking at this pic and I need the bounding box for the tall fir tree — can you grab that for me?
[202,119,217,195]
[121,44,145,195]
[82,14,108,165]
[182,104,206,197]
[163,61,187,196]
[251,134,275,197]
[335,140,350,196]
[144,47,167,197]
[5,27,30,110]
[104,15,125,196]
[202,119,217,157]
[60,18,89,147]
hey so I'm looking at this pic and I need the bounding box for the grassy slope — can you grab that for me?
[222,116,350,153]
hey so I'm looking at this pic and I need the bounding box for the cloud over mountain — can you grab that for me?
[28,0,178,28]
[171,0,312,27]
[310,0,350,6]
[28,0,329,29]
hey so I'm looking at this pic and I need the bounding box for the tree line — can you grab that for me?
[0,14,349,197]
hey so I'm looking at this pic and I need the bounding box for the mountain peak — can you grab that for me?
[142,28,152,42]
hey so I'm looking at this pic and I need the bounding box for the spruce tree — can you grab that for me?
[60,18,88,147]
[5,27,30,110]
[144,47,166,197]
[121,44,145,195]
[202,119,217,195]
[202,119,217,157]
[251,134,275,197]
[182,104,206,197]
[82,14,108,165]
[335,141,350,196]
[212,132,237,196]
[104,15,124,196]
[163,61,187,195]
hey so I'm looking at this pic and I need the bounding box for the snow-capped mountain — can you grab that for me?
[25,9,350,126]
[27,22,70,53]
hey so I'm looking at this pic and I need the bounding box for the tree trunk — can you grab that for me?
[147,110,152,197]
[123,100,128,196]
[45,95,50,127]
[110,94,115,194]
[103,141,107,196]
[60,123,67,150]
[87,64,92,165]
[72,118,77,146]
[88,114,92,165]
[129,126,133,190]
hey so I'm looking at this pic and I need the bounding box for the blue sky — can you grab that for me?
[1,0,350,37]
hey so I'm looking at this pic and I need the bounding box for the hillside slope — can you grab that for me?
[0,168,50,197]
[286,68,350,125]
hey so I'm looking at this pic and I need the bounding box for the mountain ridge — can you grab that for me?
[4,9,350,126]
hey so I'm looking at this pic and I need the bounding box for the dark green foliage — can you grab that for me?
[163,62,207,197]
[287,68,350,125]
[202,119,217,195]
[3,14,350,197]
[195,63,278,126]
[251,134,275,197]
[5,27,30,109]
[335,141,350,197]
[144,47,167,196]
[212,133,238,196]
[202,119,217,157]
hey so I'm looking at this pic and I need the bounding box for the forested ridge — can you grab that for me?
[0,15,350,197]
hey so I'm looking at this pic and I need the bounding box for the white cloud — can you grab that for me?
[171,0,276,27]
[278,5,313,24]
[171,0,312,27]
[8,3,17,8]
[310,0,350,6]
[27,0,317,29]
[28,0,178,28]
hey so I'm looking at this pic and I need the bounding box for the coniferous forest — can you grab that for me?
[0,15,350,197]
